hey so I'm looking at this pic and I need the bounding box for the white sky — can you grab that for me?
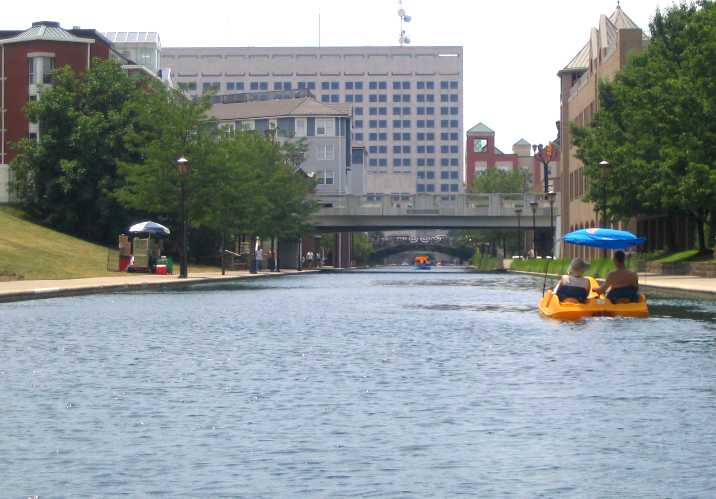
[6,0,663,151]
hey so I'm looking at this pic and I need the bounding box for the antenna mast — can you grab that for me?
[398,0,412,46]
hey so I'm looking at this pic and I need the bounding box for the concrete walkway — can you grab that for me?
[512,269,716,299]
[0,269,318,303]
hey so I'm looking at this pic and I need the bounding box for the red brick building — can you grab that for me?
[0,21,119,202]
[464,122,560,193]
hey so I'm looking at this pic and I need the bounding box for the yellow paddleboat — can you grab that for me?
[539,277,648,321]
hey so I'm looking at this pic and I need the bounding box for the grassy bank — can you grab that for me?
[0,207,118,280]
[470,253,502,271]
[509,257,633,278]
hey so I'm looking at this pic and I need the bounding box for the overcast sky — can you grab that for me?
[7,0,665,151]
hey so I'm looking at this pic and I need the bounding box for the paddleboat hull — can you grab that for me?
[538,290,648,320]
[416,264,432,270]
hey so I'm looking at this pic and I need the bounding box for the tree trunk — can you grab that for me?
[250,234,257,274]
[275,238,281,272]
[697,217,707,253]
[220,231,226,275]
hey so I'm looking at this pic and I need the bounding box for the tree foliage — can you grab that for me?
[11,59,318,257]
[11,60,151,242]
[468,168,529,194]
[573,1,716,250]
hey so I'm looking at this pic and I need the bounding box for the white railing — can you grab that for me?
[313,192,558,219]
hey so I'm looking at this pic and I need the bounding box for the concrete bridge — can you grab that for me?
[312,192,559,232]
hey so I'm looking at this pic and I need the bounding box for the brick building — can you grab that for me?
[464,122,559,193]
[0,21,128,202]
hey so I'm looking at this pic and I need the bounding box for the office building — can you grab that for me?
[209,89,366,196]
[161,45,463,196]
[558,5,651,258]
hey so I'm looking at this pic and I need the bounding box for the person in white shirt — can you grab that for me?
[553,257,591,303]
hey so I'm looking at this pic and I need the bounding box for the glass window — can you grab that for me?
[426,95,434,102]
[379,120,387,128]
[354,107,363,115]
[441,132,449,140]
[379,132,387,140]
[227,82,235,90]
[441,119,449,128]
[402,94,410,102]
[402,81,410,90]
[418,132,425,141]
[346,81,354,90]
[441,158,450,166]
[355,95,363,103]
[351,148,364,165]
[441,184,450,192]
[393,107,401,115]
[418,159,425,167]
[369,158,378,167]
[354,132,363,141]
[379,82,387,90]
[450,94,458,102]
[427,81,435,89]
[393,94,401,103]
[273,82,282,90]
[369,120,378,128]
[369,107,377,115]
[417,107,425,115]
[298,81,306,89]
[284,82,291,90]
[369,146,378,154]
[308,82,316,90]
[42,57,54,84]
[369,133,378,141]
[426,107,434,115]
[450,120,458,128]
[426,171,435,179]
[259,82,268,90]
[450,145,459,153]
[379,145,387,154]
[330,94,339,102]
[250,81,258,90]
[426,145,435,153]
[417,95,425,102]
[318,144,335,160]
[346,95,354,102]
[451,184,459,192]
[393,145,402,154]
[441,145,449,153]
[394,158,401,166]
[417,146,425,153]
[441,171,450,179]
[441,81,449,89]
[28,58,35,84]
[426,184,435,192]
[369,81,378,90]
[316,118,335,136]
[355,81,363,90]
[331,81,339,89]
[403,158,412,166]
[379,108,387,116]
[379,94,387,103]
[402,107,410,115]
[321,95,330,102]
[370,94,378,103]
[393,81,401,90]
[451,158,459,166]
[403,145,411,153]
[402,133,410,141]
[426,159,435,167]
[295,118,307,137]
[450,81,458,89]
[393,120,401,128]
[402,120,411,128]
[354,120,363,128]
[426,133,435,140]
[451,133,459,140]
[321,81,330,90]
[441,107,449,115]
[417,81,425,89]
[393,133,401,140]
[379,158,387,166]
[450,107,458,115]
[451,171,459,179]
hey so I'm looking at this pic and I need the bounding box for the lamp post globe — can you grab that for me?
[176,157,190,279]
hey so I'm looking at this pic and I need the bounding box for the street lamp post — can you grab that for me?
[533,143,556,194]
[515,206,523,258]
[530,200,538,257]
[176,157,190,279]
[600,160,610,258]
[547,190,556,258]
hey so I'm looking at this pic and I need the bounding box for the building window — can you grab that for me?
[450,94,458,102]
[402,120,411,128]
[346,81,354,90]
[321,95,330,102]
[402,94,410,102]
[316,118,335,136]
[346,95,354,102]
[441,184,450,192]
[238,120,255,131]
[295,118,307,137]
[318,144,335,160]
[178,81,197,91]
[417,184,426,192]
[402,107,410,115]
[260,82,268,90]
[227,82,235,90]
[274,82,282,90]
[426,145,435,153]
[426,184,435,192]
[402,133,410,141]
[354,132,363,141]
[354,107,363,115]
[354,120,363,128]
[379,133,388,141]
[317,169,335,184]
[330,94,339,102]
[355,81,363,90]
[474,139,488,152]
[450,184,459,192]
[450,81,458,89]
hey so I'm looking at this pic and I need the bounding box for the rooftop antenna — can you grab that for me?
[398,0,412,46]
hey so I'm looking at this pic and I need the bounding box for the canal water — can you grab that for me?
[2,268,716,497]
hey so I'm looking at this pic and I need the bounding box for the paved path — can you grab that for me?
[511,270,716,299]
[0,269,319,303]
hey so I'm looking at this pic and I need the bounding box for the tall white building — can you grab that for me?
[161,46,463,197]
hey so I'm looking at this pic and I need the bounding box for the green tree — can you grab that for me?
[351,232,374,265]
[573,1,716,251]
[468,168,529,194]
[11,60,153,243]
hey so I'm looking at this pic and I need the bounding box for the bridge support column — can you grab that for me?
[335,232,352,269]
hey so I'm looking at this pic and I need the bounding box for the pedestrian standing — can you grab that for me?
[256,246,264,272]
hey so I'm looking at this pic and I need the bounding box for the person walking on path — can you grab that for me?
[256,247,264,272]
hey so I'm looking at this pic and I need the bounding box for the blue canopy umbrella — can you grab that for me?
[562,228,646,249]
[128,221,171,237]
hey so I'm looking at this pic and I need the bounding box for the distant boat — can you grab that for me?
[414,255,432,270]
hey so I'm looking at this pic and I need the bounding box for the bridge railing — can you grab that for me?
[313,193,558,218]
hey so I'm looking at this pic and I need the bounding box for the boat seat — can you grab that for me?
[557,285,589,304]
[607,286,640,304]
